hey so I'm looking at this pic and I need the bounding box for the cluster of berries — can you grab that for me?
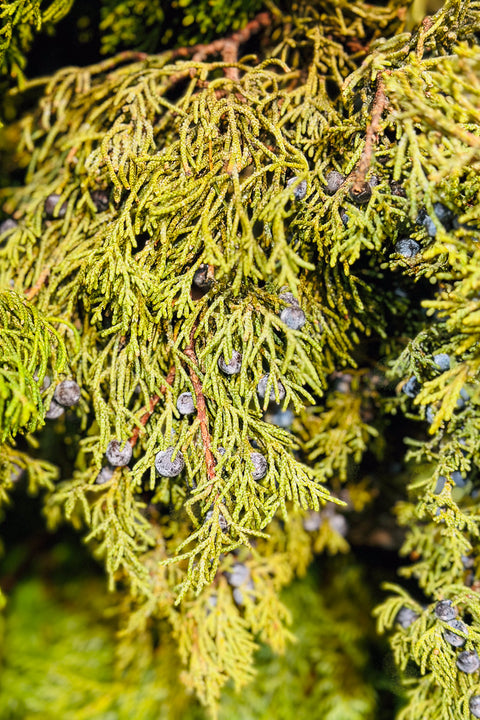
[46,379,81,419]
[434,600,478,675]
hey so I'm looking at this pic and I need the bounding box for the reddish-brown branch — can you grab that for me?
[351,73,388,193]
[184,328,216,484]
[129,366,175,447]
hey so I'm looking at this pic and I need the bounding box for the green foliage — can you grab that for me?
[99,0,265,54]
[0,0,73,85]
[1,0,480,717]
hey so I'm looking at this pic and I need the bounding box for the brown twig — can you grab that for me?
[129,366,175,447]
[351,73,388,193]
[184,327,216,484]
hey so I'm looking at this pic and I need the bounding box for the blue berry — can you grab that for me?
[251,452,268,480]
[206,509,228,532]
[257,374,286,403]
[340,209,349,227]
[435,599,457,622]
[53,379,81,407]
[433,353,451,371]
[402,376,421,398]
[45,399,64,419]
[0,218,17,235]
[457,388,469,410]
[462,555,474,569]
[395,607,419,629]
[227,562,250,587]
[95,466,114,484]
[155,447,185,477]
[279,291,300,307]
[325,171,345,195]
[218,350,242,375]
[44,194,67,219]
[395,238,420,258]
[470,695,480,718]
[280,306,306,330]
[417,203,455,237]
[177,392,195,415]
[286,177,307,200]
[457,650,480,674]
[303,511,322,532]
[434,476,446,494]
[105,440,132,467]
[452,471,467,488]
[426,405,436,424]
[265,408,294,429]
[444,619,468,647]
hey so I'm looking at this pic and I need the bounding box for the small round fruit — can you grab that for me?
[53,379,81,407]
[349,182,372,205]
[227,562,250,588]
[91,190,109,212]
[251,452,268,480]
[280,306,306,330]
[0,218,17,235]
[105,440,132,467]
[279,291,300,307]
[95,466,114,485]
[177,392,195,415]
[402,376,421,398]
[433,353,451,371]
[395,238,420,258]
[44,194,67,219]
[257,374,286,403]
[325,171,345,195]
[303,511,322,532]
[193,264,213,289]
[155,447,185,477]
[206,509,228,532]
[469,696,480,718]
[218,350,242,375]
[45,399,65,419]
[395,607,419,629]
[457,650,480,674]
[444,619,468,647]
[286,177,307,200]
[434,599,457,622]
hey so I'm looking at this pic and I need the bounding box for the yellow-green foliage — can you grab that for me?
[1,0,480,717]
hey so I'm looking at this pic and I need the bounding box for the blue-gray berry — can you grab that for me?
[303,511,322,532]
[45,399,65,419]
[325,171,345,195]
[227,562,250,587]
[280,306,306,330]
[470,695,480,718]
[462,555,475,569]
[402,376,421,398]
[434,476,446,494]
[218,350,242,375]
[395,607,419,629]
[251,452,268,480]
[177,391,195,415]
[457,388,469,410]
[435,599,457,622]
[0,218,17,235]
[286,177,307,200]
[433,353,451,371]
[257,374,286,403]
[457,650,480,674]
[53,379,81,407]
[265,408,294,429]
[44,194,67,219]
[426,405,436,424]
[206,509,228,532]
[95,466,114,484]
[452,471,467,488]
[340,209,349,227]
[444,619,468,647]
[279,291,300,307]
[395,238,420,258]
[105,440,132,467]
[155,446,185,477]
